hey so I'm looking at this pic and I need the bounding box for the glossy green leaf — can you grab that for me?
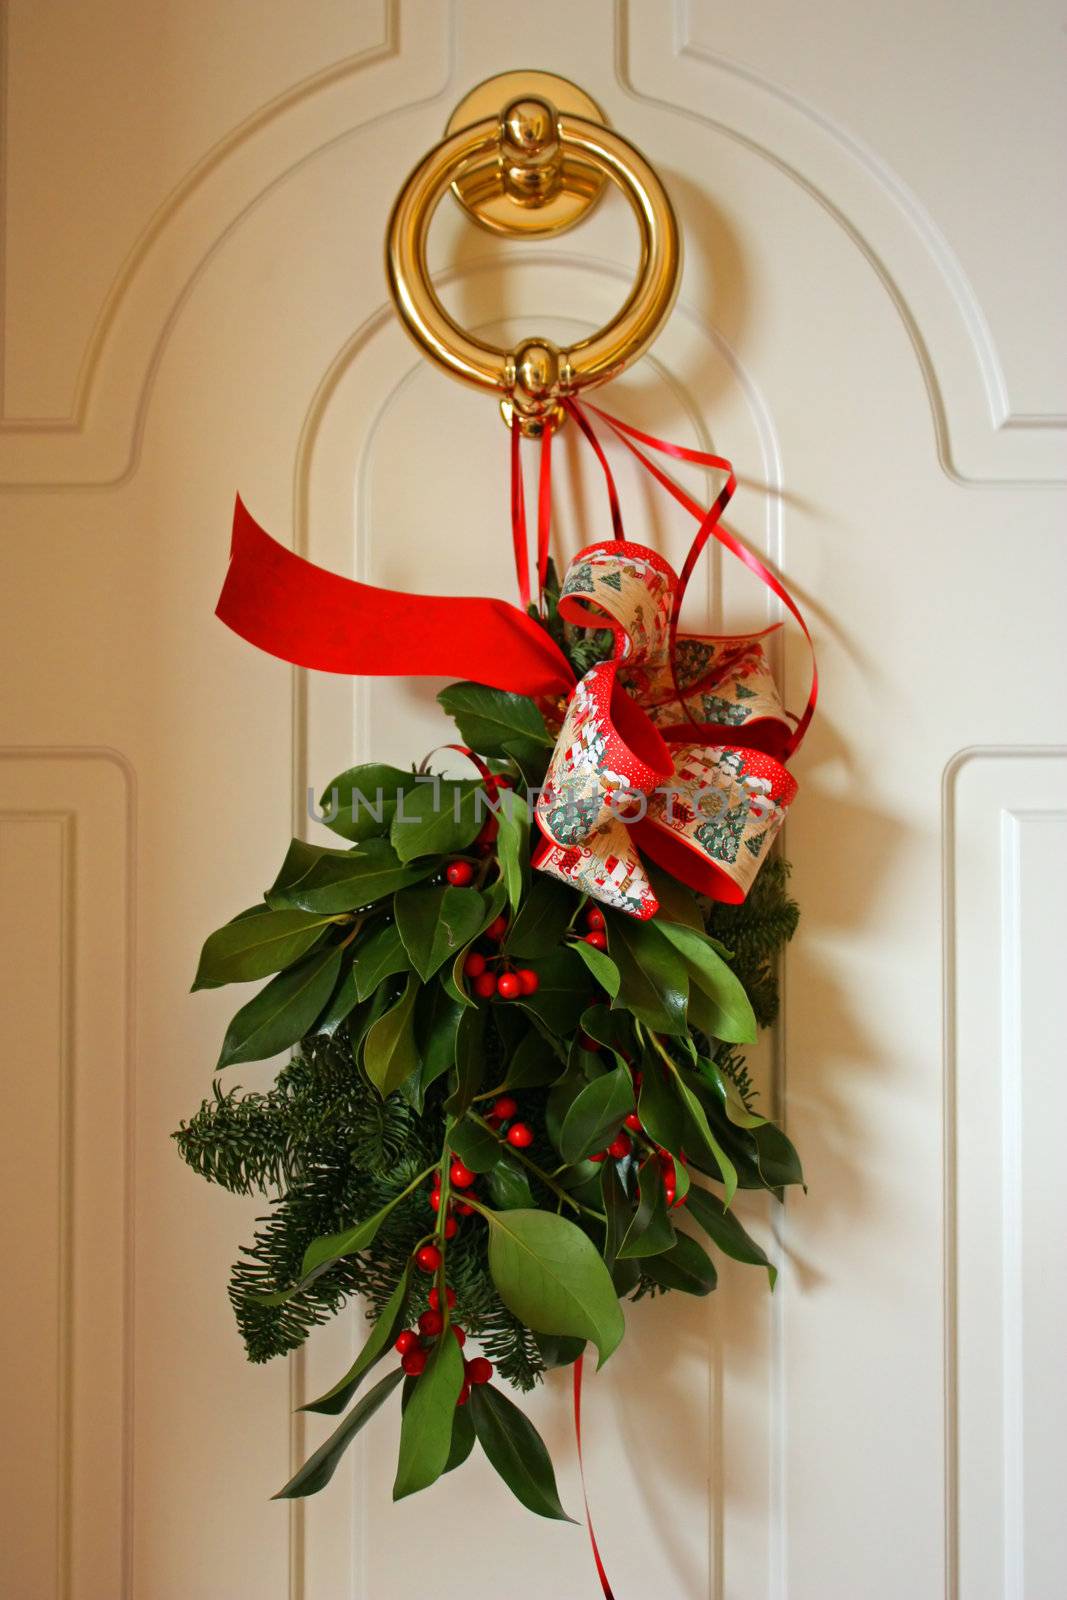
[670,1067,739,1207]
[637,1054,685,1153]
[505,876,576,958]
[273,1367,403,1498]
[557,1066,635,1165]
[699,1057,767,1129]
[684,1186,777,1287]
[390,777,482,863]
[574,940,621,998]
[601,1162,640,1296]
[646,862,705,930]
[533,1332,586,1369]
[486,1150,536,1209]
[216,945,343,1069]
[444,1402,476,1473]
[363,973,420,1099]
[354,921,410,1001]
[436,682,553,762]
[416,983,464,1093]
[449,1115,501,1174]
[481,1207,624,1367]
[445,1004,485,1117]
[617,1156,676,1259]
[395,884,485,981]
[272,837,433,913]
[496,793,529,915]
[517,946,590,1035]
[642,1231,718,1296]
[301,1266,412,1414]
[503,1028,565,1090]
[314,957,361,1036]
[605,914,688,1035]
[469,1382,575,1522]
[655,921,757,1043]
[318,763,419,842]
[193,907,333,989]
[393,1332,465,1500]
[751,1121,805,1189]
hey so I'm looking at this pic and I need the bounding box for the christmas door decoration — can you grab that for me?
[176,398,814,1587]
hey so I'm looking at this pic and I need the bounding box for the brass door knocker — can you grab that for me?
[385,70,681,435]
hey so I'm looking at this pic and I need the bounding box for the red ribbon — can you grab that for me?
[573,1357,616,1599]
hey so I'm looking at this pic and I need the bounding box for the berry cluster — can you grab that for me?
[394,1278,494,1405]
[581,905,608,949]
[580,1057,689,1205]
[484,1094,534,1148]
[459,909,541,1001]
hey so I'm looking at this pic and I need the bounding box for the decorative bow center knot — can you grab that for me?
[532,539,798,919]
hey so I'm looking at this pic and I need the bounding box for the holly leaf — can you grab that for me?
[670,1067,739,1206]
[637,1054,686,1153]
[496,793,530,914]
[502,1028,565,1090]
[318,763,419,842]
[574,940,621,999]
[353,921,411,1000]
[486,1151,536,1209]
[505,876,576,958]
[395,884,485,981]
[216,945,343,1069]
[444,1403,476,1473]
[393,1332,465,1500]
[469,1383,576,1522]
[449,1115,501,1174]
[416,983,464,1093]
[445,1004,486,1117]
[646,862,705,930]
[301,1265,412,1414]
[601,1162,640,1296]
[655,921,756,1043]
[271,837,433,913]
[437,682,553,764]
[617,1156,676,1259]
[390,777,482,862]
[481,1207,624,1366]
[272,1367,403,1498]
[643,1231,718,1296]
[314,957,361,1036]
[684,1186,777,1287]
[192,907,333,989]
[604,914,688,1035]
[751,1122,805,1189]
[557,1066,635,1164]
[363,974,420,1099]
[516,946,590,1035]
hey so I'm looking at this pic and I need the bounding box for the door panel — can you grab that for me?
[2,3,1063,1596]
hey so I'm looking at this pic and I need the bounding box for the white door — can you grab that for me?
[3,3,1064,1597]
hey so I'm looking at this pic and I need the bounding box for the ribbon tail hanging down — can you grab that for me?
[217,496,575,700]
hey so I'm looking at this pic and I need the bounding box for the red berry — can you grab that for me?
[588,1150,608,1163]
[394,1329,418,1355]
[431,1169,442,1188]
[429,1189,442,1211]
[415,1244,441,1273]
[485,1111,503,1129]
[497,972,521,1000]
[428,1285,457,1311]
[456,1384,471,1407]
[454,1199,475,1216]
[485,915,509,942]
[585,930,608,951]
[446,860,474,887]
[450,1159,475,1189]
[443,1215,459,1239]
[607,1132,632,1159]
[452,1324,467,1347]
[401,1347,427,1376]
[585,907,606,930]
[624,1112,643,1132]
[418,1309,444,1337]
[493,1095,518,1120]
[517,968,540,995]
[507,1122,534,1148]
[465,1356,493,1385]
[577,1031,602,1053]
[473,971,498,999]
[463,951,487,978]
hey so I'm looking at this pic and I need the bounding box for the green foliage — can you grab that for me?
[704,856,799,1029]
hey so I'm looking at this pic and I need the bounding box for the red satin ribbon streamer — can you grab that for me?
[573,1358,617,1600]
[583,402,818,758]
[217,494,573,699]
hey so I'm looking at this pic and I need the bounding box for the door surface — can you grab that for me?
[2,4,1065,1598]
